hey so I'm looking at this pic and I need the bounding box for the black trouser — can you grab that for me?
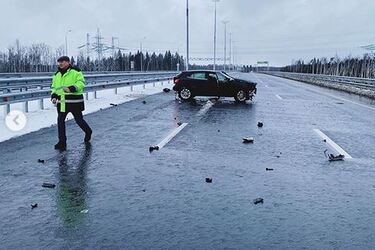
[57,111,92,143]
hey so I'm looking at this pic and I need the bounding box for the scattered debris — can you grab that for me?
[31,203,38,209]
[257,121,264,128]
[149,145,159,153]
[266,168,274,171]
[37,159,45,164]
[142,100,147,104]
[42,183,56,189]
[324,150,345,161]
[163,88,171,93]
[253,198,264,204]
[205,177,213,183]
[177,122,182,126]
[80,209,89,214]
[243,137,254,144]
[109,103,118,107]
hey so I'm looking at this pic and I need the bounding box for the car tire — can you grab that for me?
[234,89,247,102]
[179,87,193,101]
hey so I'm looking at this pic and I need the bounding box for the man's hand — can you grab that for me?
[63,87,71,93]
[51,98,57,104]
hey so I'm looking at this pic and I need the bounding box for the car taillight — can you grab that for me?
[174,78,181,84]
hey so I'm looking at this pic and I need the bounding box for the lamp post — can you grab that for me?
[213,0,220,71]
[140,36,146,71]
[222,20,229,71]
[65,29,72,55]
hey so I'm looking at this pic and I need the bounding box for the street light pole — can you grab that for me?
[213,0,220,71]
[229,32,232,70]
[65,29,72,55]
[222,20,229,71]
[186,0,189,71]
[140,37,146,71]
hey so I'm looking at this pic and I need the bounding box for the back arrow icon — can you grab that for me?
[13,115,19,125]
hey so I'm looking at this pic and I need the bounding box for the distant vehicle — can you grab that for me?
[172,70,257,102]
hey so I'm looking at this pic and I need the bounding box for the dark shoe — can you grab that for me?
[54,142,67,151]
[84,131,92,143]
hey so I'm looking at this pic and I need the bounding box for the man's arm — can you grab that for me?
[51,75,58,100]
[67,71,85,93]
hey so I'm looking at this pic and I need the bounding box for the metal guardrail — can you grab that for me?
[0,76,174,114]
[262,71,375,90]
[0,72,177,92]
[0,70,174,78]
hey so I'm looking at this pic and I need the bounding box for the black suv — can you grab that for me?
[172,70,257,102]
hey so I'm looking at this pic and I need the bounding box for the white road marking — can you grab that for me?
[313,129,353,159]
[275,94,283,100]
[156,123,189,149]
[196,100,215,118]
[155,100,216,150]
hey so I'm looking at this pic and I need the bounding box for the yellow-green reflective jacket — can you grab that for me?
[51,66,85,113]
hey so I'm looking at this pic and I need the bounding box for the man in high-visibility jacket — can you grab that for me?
[51,56,92,151]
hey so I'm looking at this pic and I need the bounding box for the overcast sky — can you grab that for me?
[1,0,375,66]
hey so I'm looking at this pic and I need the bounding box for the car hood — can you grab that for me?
[233,78,257,87]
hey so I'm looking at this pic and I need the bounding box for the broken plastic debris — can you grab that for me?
[42,183,56,189]
[37,159,45,164]
[163,88,171,93]
[80,209,89,214]
[253,198,264,204]
[257,122,264,128]
[243,137,254,144]
[110,103,118,107]
[324,150,345,161]
[205,177,213,183]
[266,168,274,171]
[149,145,159,153]
[31,203,38,209]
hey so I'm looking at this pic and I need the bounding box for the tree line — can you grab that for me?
[281,54,375,78]
[0,40,186,73]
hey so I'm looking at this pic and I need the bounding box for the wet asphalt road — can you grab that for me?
[2,72,375,249]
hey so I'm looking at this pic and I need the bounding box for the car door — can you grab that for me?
[204,73,219,96]
[187,72,209,95]
[217,72,234,97]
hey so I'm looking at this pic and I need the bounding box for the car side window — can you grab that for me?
[216,73,227,82]
[188,73,207,80]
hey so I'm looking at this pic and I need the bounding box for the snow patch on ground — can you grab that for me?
[0,81,173,143]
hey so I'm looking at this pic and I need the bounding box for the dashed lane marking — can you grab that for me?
[314,128,353,159]
[156,123,189,149]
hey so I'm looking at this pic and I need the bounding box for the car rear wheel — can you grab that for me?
[179,87,193,101]
[234,89,247,102]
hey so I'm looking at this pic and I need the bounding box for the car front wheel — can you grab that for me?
[234,89,247,102]
[179,87,193,101]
